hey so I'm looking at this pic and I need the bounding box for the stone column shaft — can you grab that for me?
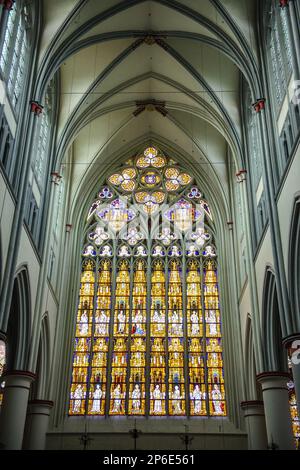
[0,370,35,449]
[23,400,54,450]
[257,372,295,450]
[241,400,268,449]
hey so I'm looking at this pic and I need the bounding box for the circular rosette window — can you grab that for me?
[108,168,137,192]
[165,167,192,191]
[136,147,166,169]
[140,170,161,188]
[135,190,165,214]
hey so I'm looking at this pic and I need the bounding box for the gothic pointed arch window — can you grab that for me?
[0,1,32,111]
[69,147,226,417]
[0,339,6,406]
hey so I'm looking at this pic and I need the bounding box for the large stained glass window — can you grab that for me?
[69,146,226,417]
[0,339,6,407]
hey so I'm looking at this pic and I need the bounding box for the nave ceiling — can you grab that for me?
[37,0,259,221]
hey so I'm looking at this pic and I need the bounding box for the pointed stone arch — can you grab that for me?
[245,314,261,400]
[31,314,50,400]
[6,267,31,371]
[289,195,300,332]
[262,267,287,372]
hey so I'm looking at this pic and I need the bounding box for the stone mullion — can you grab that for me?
[182,245,189,417]
[165,257,169,415]
[201,257,209,416]
[85,258,99,416]
[125,253,134,415]
[145,236,152,416]
[105,240,117,416]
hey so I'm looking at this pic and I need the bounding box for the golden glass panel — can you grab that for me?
[169,383,185,415]
[140,170,161,188]
[135,191,148,203]
[88,384,106,415]
[90,367,107,383]
[122,168,136,179]
[109,173,123,185]
[149,383,166,415]
[136,156,149,168]
[152,156,166,168]
[189,383,207,416]
[121,179,136,192]
[165,167,179,179]
[165,180,180,192]
[152,191,165,203]
[128,382,145,415]
[69,383,87,415]
[142,202,158,214]
[109,382,126,415]
[128,261,147,416]
[73,352,90,367]
[144,147,158,158]
[72,367,88,383]
[208,384,226,416]
[178,173,192,185]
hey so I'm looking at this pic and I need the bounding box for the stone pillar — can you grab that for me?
[23,400,54,450]
[0,370,36,449]
[257,372,295,449]
[283,333,300,420]
[241,400,268,449]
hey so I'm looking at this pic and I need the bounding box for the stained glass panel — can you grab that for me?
[128,261,147,415]
[69,147,224,418]
[204,261,226,416]
[69,260,95,415]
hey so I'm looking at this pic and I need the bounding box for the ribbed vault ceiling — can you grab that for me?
[38,0,259,218]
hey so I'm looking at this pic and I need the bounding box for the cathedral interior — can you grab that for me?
[0,0,300,451]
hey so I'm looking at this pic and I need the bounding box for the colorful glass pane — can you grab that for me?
[122,227,144,246]
[204,261,226,416]
[99,187,113,199]
[123,168,136,180]
[168,261,185,415]
[109,261,130,415]
[83,245,96,257]
[164,199,202,231]
[109,173,123,186]
[69,261,95,415]
[0,339,6,405]
[150,260,166,415]
[140,170,161,188]
[165,168,180,179]
[121,179,136,192]
[178,173,192,185]
[0,340,5,377]
[89,226,109,245]
[165,180,180,191]
[97,198,136,231]
[128,261,147,414]
[70,147,226,417]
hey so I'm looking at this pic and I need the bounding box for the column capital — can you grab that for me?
[27,400,54,416]
[2,370,36,380]
[66,224,72,233]
[282,332,300,349]
[279,0,289,7]
[0,330,7,342]
[241,400,264,408]
[0,0,15,10]
[50,172,62,185]
[30,100,43,116]
[227,221,234,230]
[236,169,247,183]
[257,371,291,389]
[252,98,266,113]
[28,399,54,407]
